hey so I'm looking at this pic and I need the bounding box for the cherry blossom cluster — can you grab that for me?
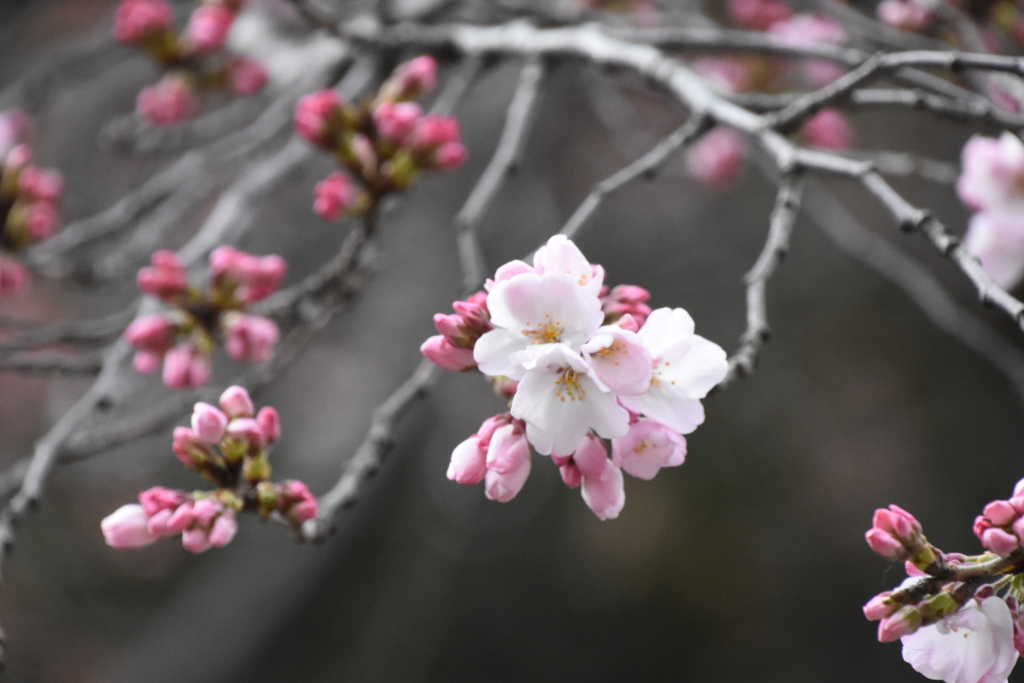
[685,4,853,191]
[0,110,63,294]
[862,480,1024,683]
[294,55,467,223]
[124,247,284,388]
[957,132,1024,291]
[422,235,728,519]
[113,0,268,126]
[102,386,318,552]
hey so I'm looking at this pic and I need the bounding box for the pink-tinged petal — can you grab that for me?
[191,402,228,443]
[447,436,488,485]
[964,212,1024,290]
[582,325,652,396]
[611,419,687,480]
[559,461,582,488]
[485,423,530,475]
[484,453,531,503]
[256,406,281,443]
[208,512,238,547]
[532,234,605,297]
[985,500,1018,526]
[581,464,625,520]
[619,390,706,435]
[146,508,175,537]
[182,527,211,553]
[219,385,254,418]
[166,502,196,533]
[101,504,156,548]
[421,335,477,371]
[486,260,535,290]
[485,271,603,351]
[571,433,608,478]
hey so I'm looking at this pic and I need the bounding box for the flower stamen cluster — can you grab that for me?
[101,386,318,552]
[294,55,467,223]
[124,247,285,388]
[424,235,728,519]
[0,110,63,294]
[113,0,268,126]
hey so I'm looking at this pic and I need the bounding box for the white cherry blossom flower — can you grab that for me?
[619,307,729,434]
[581,324,652,396]
[901,597,1018,683]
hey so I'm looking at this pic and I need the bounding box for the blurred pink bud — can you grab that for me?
[373,101,422,143]
[421,335,477,371]
[573,433,609,478]
[433,143,467,170]
[484,452,531,503]
[485,423,530,475]
[0,110,31,158]
[208,511,238,546]
[101,504,156,548]
[863,593,897,621]
[224,313,279,363]
[184,5,235,54]
[877,0,933,32]
[226,417,264,448]
[601,284,652,326]
[137,75,199,127]
[191,402,229,443]
[800,108,853,151]
[878,609,918,642]
[874,504,921,538]
[181,527,211,553]
[256,406,281,442]
[139,486,188,515]
[18,167,63,202]
[447,436,488,484]
[133,350,162,374]
[727,0,790,30]
[410,115,460,151]
[238,255,287,302]
[125,314,177,353]
[294,90,344,149]
[904,560,927,577]
[279,481,317,523]
[219,385,254,418]
[23,201,60,240]
[686,127,745,192]
[865,528,906,559]
[985,500,1018,526]
[559,461,582,488]
[4,143,31,174]
[162,344,211,389]
[769,13,846,45]
[581,462,626,520]
[383,55,438,101]
[983,528,1020,556]
[208,245,243,280]
[137,250,188,299]
[0,258,29,295]
[314,172,356,221]
[114,0,173,44]
[226,57,269,95]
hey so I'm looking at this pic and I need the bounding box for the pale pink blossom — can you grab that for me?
[447,436,489,484]
[686,127,745,192]
[484,453,531,502]
[800,108,854,151]
[901,597,1018,683]
[485,422,530,475]
[611,418,687,480]
[191,402,228,443]
[957,133,1024,215]
[101,504,156,548]
[219,385,254,418]
[963,212,1024,290]
[769,15,847,86]
[581,324,652,395]
[618,307,729,435]
[433,142,468,170]
[532,234,605,298]
[409,115,461,151]
[124,314,177,353]
[511,344,629,456]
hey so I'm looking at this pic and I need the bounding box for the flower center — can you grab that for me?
[650,358,675,387]
[554,367,585,402]
[522,316,563,345]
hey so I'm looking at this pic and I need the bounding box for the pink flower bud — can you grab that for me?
[139,486,189,515]
[982,528,1020,556]
[904,560,927,577]
[572,434,609,478]
[877,0,932,32]
[373,101,422,144]
[223,313,280,363]
[23,201,60,241]
[294,90,344,149]
[0,258,29,294]
[447,436,488,485]
[133,350,162,374]
[226,57,268,96]
[727,0,790,30]
[172,426,206,467]
[877,607,919,642]
[125,314,178,353]
[191,402,229,443]
[382,55,437,101]
[114,0,173,44]
[601,284,652,325]
[162,344,211,389]
[146,508,175,537]
[181,527,211,553]
[256,406,281,443]
[863,593,897,621]
[237,255,286,303]
[18,167,63,202]
[410,115,460,152]
[101,504,157,548]
[1013,517,1024,544]
[226,417,264,448]
[137,249,188,299]
[865,528,906,559]
[278,481,317,523]
[314,172,356,221]
[208,511,238,546]
[559,462,582,488]
[485,423,530,475]
[433,143,467,170]
[191,498,221,526]
[184,5,235,54]
[581,463,626,520]
[0,110,31,159]
[420,335,476,371]
[686,127,745,192]
[137,75,200,127]
[800,108,853,151]
[484,454,531,503]
[219,385,254,418]
[985,500,1018,526]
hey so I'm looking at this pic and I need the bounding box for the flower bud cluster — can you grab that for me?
[865,504,938,568]
[102,386,318,552]
[425,235,727,519]
[294,55,467,223]
[974,479,1024,556]
[113,0,268,127]
[956,132,1024,290]
[124,247,285,388]
[0,110,63,295]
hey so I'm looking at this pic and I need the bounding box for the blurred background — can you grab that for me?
[1,0,1024,681]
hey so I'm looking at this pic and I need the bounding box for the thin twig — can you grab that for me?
[0,353,103,376]
[0,308,135,352]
